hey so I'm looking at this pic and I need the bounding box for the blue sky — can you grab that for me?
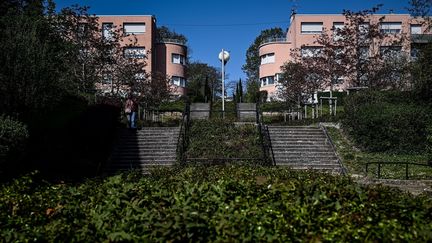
[55,0,411,86]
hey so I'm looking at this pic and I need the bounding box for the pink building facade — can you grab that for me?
[97,15,187,97]
[259,13,431,100]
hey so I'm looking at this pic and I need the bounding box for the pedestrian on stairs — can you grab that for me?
[125,94,137,129]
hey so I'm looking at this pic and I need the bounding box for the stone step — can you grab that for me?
[269,134,327,137]
[273,151,336,155]
[112,151,177,156]
[269,130,324,134]
[274,155,338,161]
[271,141,329,146]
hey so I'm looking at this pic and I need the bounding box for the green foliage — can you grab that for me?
[245,80,261,103]
[0,116,29,164]
[1,167,431,241]
[186,120,262,162]
[156,26,188,44]
[344,91,432,153]
[157,100,185,112]
[327,126,432,179]
[411,43,432,102]
[187,62,220,103]
[318,91,347,106]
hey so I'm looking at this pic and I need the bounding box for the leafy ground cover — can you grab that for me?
[327,127,432,180]
[186,119,263,163]
[1,166,431,242]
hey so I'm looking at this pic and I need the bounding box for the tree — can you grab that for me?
[156,26,188,44]
[409,0,432,28]
[0,0,79,117]
[186,62,221,102]
[411,43,432,101]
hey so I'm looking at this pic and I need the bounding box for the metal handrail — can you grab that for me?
[158,38,187,45]
[176,102,190,164]
[320,124,348,175]
[365,161,432,180]
[256,103,276,166]
[261,37,288,46]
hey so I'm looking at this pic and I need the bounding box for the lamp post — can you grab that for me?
[218,49,230,118]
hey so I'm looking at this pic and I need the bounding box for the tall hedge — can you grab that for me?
[343,91,431,153]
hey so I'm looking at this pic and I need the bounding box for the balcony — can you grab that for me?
[260,37,289,46]
[411,34,432,44]
[157,38,187,46]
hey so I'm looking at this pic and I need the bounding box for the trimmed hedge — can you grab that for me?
[343,91,432,153]
[1,167,431,241]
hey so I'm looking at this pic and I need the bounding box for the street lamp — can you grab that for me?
[218,49,230,118]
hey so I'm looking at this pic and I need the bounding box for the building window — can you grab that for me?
[171,76,187,87]
[301,22,323,34]
[411,24,422,34]
[124,47,146,59]
[102,72,112,84]
[260,76,275,87]
[135,73,147,80]
[301,47,322,58]
[260,53,275,64]
[172,53,186,65]
[124,23,146,35]
[411,47,419,60]
[359,47,369,60]
[333,22,344,40]
[102,23,114,40]
[380,22,402,34]
[380,46,402,58]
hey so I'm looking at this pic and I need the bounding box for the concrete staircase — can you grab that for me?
[268,126,344,173]
[104,127,179,174]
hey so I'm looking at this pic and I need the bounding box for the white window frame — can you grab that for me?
[411,24,422,34]
[260,76,275,87]
[301,22,323,34]
[171,76,187,87]
[260,53,275,65]
[102,23,114,40]
[380,22,402,34]
[333,22,345,40]
[124,23,146,35]
[172,53,186,65]
[380,46,402,58]
[124,47,146,59]
[301,47,322,58]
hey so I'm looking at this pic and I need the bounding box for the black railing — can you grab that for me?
[365,162,432,180]
[320,124,347,175]
[256,103,276,166]
[176,102,191,164]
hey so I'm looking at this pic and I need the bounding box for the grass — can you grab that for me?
[327,127,432,180]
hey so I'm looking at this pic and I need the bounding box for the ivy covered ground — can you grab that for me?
[1,166,431,242]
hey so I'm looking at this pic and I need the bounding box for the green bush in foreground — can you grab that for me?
[1,166,431,242]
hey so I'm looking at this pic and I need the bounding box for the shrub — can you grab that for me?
[0,115,29,165]
[0,166,431,242]
[186,120,263,162]
[343,91,431,153]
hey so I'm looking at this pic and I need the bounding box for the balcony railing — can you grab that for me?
[158,38,187,45]
[260,37,288,46]
[411,34,432,43]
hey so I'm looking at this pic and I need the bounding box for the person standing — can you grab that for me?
[125,95,137,129]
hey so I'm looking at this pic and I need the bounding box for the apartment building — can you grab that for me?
[259,13,431,100]
[97,15,187,96]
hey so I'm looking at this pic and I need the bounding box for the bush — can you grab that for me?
[186,120,263,162]
[1,166,431,242]
[318,91,347,106]
[343,91,431,153]
[0,116,29,165]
